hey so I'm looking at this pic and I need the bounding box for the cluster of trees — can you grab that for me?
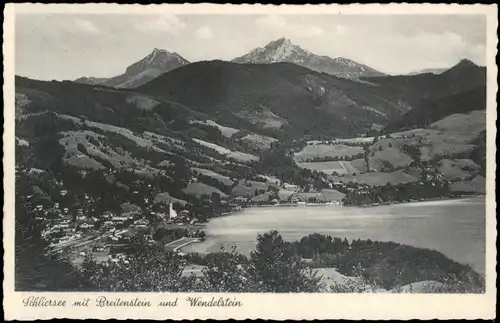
[383,86,486,134]
[304,152,365,163]
[185,192,230,222]
[333,239,484,290]
[399,143,422,162]
[188,122,263,156]
[15,164,83,291]
[152,227,189,243]
[293,236,483,291]
[470,130,486,176]
[309,139,375,148]
[16,76,198,138]
[288,233,350,259]
[74,230,324,292]
[342,180,451,206]
[250,145,331,191]
[195,173,233,195]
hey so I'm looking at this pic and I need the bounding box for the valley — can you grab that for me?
[14,36,487,293]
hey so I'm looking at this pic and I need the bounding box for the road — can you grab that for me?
[338,160,359,175]
[166,237,201,252]
[52,229,130,251]
[338,161,349,175]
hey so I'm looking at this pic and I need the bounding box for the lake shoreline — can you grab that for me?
[184,194,484,252]
[239,194,484,210]
[181,196,485,275]
[350,194,485,208]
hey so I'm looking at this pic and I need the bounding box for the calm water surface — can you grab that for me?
[183,197,486,274]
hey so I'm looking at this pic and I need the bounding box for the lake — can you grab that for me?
[182,197,486,275]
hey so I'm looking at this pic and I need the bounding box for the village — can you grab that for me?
[24,169,210,268]
[42,200,209,267]
[26,167,353,270]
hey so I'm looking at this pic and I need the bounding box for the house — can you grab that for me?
[102,220,114,228]
[229,204,243,211]
[179,210,190,217]
[231,196,248,203]
[111,216,128,224]
[80,223,94,229]
[134,219,149,225]
[283,183,299,190]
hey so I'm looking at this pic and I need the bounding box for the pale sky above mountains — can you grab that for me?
[15,13,487,80]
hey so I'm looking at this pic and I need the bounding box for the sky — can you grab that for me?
[15,13,487,80]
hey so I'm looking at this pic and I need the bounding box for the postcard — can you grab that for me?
[3,3,497,320]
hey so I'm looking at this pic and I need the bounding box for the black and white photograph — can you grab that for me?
[4,4,496,316]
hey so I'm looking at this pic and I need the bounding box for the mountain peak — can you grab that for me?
[74,47,190,89]
[257,37,302,62]
[263,37,295,50]
[149,48,174,59]
[456,58,477,68]
[269,37,292,46]
[231,38,385,79]
[443,58,479,75]
[124,49,189,76]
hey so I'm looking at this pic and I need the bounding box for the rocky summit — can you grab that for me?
[231,37,386,79]
[75,48,190,89]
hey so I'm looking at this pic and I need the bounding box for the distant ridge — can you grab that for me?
[362,58,486,107]
[407,68,448,76]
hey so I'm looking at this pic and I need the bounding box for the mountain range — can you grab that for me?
[76,38,390,89]
[137,58,485,137]
[18,54,486,145]
[15,54,487,166]
[73,38,485,93]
